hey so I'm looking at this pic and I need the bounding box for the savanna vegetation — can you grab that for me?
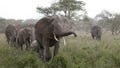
[1,0,120,68]
[1,31,120,68]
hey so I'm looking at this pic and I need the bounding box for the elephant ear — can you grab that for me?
[35,16,55,36]
[52,16,72,36]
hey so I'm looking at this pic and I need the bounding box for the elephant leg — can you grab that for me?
[44,47,51,61]
[13,41,16,47]
[10,41,12,46]
[91,35,94,40]
[11,40,14,47]
[53,41,60,57]
[97,36,101,40]
[11,38,14,46]
[20,43,23,50]
[25,41,30,50]
[37,41,44,60]
[16,39,20,49]
[20,44,23,50]
[7,39,10,44]
[42,38,51,61]
[39,47,44,60]
[10,37,13,46]
[99,36,101,40]
[13,38,16,47]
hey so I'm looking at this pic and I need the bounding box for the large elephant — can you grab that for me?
[16,27,33,50]
[5,24,17,46]
[91,25,102,40]
[35,15,77,61]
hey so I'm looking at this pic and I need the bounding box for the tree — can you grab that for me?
[95,10,114,31]
[37,0,85,19]
[57,0,85,19]
[82,15,94,33]
[111,14,120,35]
[37,7,53,16]
[95,10,120,35]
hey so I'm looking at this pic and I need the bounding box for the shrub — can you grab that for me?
[45,55,68,68]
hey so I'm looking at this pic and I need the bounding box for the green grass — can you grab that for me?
[0,32,120,68]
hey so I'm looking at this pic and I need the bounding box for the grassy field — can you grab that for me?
[0,32,120,68]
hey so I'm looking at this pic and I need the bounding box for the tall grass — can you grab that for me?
[0,32,120,68]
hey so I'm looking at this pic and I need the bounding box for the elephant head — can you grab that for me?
[35,15,77,61]
[52,16,77,39]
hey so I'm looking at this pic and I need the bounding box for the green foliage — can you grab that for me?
[58,0,85,11]
[57,0,85,19]
[0,34,42,68]
[15,52,41,68]
[37,7,53,16]
[96,10,120,35]
[37,0,85,19]
[1,32,120,68]
[45,55,68,68]
[0,47,42,68]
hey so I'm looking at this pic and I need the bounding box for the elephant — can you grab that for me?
[5,24,17,46]
[16,27,33,50]
[35,15,77,61]
[91,25,102,40]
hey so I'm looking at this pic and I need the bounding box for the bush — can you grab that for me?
[1,32,120,68]
[45,55,68,68]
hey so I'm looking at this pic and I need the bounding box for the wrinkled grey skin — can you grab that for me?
[35,15,77,61]
[91,25,102,40]
[30,40,40,53]
[5,24,17,46]
[16,27,33,50]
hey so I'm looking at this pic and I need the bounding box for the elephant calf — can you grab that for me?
[16,27,33,50]
[30,40,40,53]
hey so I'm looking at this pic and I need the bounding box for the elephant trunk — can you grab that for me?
[60,31,77,37]
[54,31,77,41]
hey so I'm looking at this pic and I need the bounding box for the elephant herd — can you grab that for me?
[4,15,102,61]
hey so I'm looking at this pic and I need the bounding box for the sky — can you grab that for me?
[0,0,120,20]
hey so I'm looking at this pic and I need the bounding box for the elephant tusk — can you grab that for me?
[63,37,66,46]
[54,34,59,41]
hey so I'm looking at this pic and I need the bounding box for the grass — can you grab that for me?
[0,31,120,68]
